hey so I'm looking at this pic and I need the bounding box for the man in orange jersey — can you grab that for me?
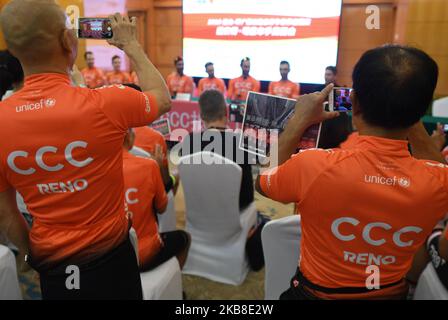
[228,57,260,102]
[106,55,131,85]
[0,1,170,300]
[268,61,300,99]
[257,45,446,300]
[81,51,106,88]
[198,62,226,96]
[166,56,194,98]
[123,129,190,271]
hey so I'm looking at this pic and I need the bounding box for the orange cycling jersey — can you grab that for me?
[134,126,168,166]
[0,73,159,269]
[106,71,132,85]
[198,77,226,95]
[123,150,168,267]
[166,72,194,97]
[260,135,448,291]
[228,76,260,101]
[268,80,300,99]
[81,67,106,89]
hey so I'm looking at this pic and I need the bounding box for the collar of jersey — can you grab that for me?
[24,73,71,88]
[352,135,410,157]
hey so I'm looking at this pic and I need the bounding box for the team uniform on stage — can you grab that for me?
[106,71,132,85]
[268,80,300,99]
[166,72,195,97]
[197,77,226,95]
[134,126,169,167]
[81,67,106,89]
[228,75,260,101]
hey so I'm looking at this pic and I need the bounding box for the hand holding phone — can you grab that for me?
[106,13,138,50]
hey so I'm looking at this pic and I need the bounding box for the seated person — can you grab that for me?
[124,83,179,194]
[179,90,256,211]
[166,56,194,98]
[256,45,446,300]
[123,129,190,271]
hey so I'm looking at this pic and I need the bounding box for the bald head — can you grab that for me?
[0,0,76,70]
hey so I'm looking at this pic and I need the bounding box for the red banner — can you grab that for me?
[162,100,242,141]
[184,14,339,41]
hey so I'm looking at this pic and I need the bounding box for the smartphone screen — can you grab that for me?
[443,124,448,134]
[78,18,113,39]
[331,87,353,112]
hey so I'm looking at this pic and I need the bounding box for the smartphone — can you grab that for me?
[443,124,448,134]
[78,18,113,39]
[329,87,353,112]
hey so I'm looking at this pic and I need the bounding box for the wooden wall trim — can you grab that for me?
[154,0,181,8]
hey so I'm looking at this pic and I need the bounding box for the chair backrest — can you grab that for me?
[432,97,448,117]
[178,151,243,243]
[0,245,22,299]
[158,190,177,233]
[414,263,448,300]
[262,215,302,300]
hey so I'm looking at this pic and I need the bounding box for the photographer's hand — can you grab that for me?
[277,84,339,165]
[107,13,171,118]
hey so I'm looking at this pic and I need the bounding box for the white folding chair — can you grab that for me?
[129,228,182,300]
[414,263,448,300]
[0,245,22,300]
[158,191,177,233]
[261,215,301,300]
[178,151,257,285]
[432,97,448,118]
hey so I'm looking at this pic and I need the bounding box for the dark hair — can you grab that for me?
[326,66,337,75]
[205,62,213,69]
[352,45,438,129]
[84,51,93,60]
[280,61,290,67]
[174,56,183,66]
[0,50,24,99]
[198,90,227,122]
[112,55,120,62]
[240,57,250,67]
[123,83,142,92]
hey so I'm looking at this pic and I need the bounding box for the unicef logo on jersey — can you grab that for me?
[398,177,410,188]
[45,98,56,108]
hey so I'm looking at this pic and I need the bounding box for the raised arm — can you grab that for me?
[408,121,446,163]
[277,84,338,166]
[108,13,171,117]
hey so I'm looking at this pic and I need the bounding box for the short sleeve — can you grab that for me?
[96,85,159,131]
[259,149,330,203]
[219,79,227,94]
[268,82,274,95]
[198,79,204,95]
[228,79,235,99]
[254,80,261,92]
